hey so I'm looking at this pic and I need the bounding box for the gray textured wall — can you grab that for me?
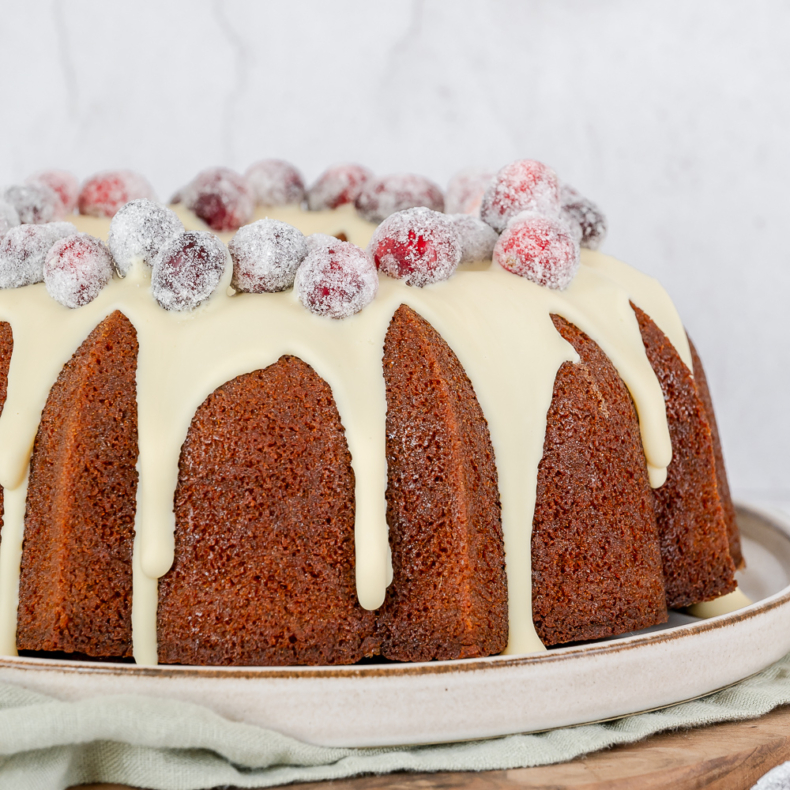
[1,0,788,500]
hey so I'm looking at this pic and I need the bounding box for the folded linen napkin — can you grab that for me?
[2,650,790,790]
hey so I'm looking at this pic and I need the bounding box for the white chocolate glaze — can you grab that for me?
[582,251,693,372]
[0,474,27,655]
[687,587,752,618]
[0,206,686,662]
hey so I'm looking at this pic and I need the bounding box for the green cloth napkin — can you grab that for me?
[3,652,790,790]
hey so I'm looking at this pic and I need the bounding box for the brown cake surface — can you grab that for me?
[0,321,12,549]
[378,304,508,661]
[157,355,378,666]
[531,315,668,646]
[688,337,742,569]
[632,305,736,608]
[16,311,138,657]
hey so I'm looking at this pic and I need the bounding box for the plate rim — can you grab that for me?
[1,499,787,681]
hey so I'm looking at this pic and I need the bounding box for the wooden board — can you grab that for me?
[73,704,790,790]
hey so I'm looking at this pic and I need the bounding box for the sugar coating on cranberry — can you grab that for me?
[355,174,444,223]
[295,240,378,319]
[305,233,344,254]
[449,214,499,264]
[152,232,227,311]
[229,219,308,293]
[48,221,82,237]
[78,170,156,218]
[494,212,580,290]
[307,163,373,211]
[0,201,20,237]
[27,170,79,214]
[44,233,113,308]
[445,169,493,215]
[0,222,77,288]
[560,183,607,251]
[245,159,305,207]
[369,207,461,287]
[182,167,254,232]
[480,160,560,233]
[108,199,184,276]
[4,183,62,224]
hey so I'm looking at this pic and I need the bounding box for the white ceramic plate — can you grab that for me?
[0,502,788,748]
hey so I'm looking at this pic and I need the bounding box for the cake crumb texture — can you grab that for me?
[689,337,743,569]
[633,304,736,607]
[0,321,12,549]
[531,315,668,646]
[378,304,508,661]
[157,355,378,666]
[16,311,138,657]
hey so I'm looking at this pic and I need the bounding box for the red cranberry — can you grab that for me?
[229,219,308,293]
[182,167,254,232]
[445,169,493,215]
[480,160,560,233]
[355,174,444,223]
[78,170,156,218]
[0,222,77,288]
[295,240,377,319]
[44,233,113,308]
[245,159,305,206]
[368,207,461,287]
[151,231,227,311]
[560,183,608,250]
[108,199,184,276]
[493,212,579,290]
[27,170,79,214]
[307,164,373,211]
[449,214,498,264]
[4,183,61,224]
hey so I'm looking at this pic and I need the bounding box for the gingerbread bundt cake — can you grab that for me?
[0,159,743,666]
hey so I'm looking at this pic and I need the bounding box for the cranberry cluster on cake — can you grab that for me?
[0,159,741,667]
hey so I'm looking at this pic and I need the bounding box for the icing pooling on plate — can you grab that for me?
[0,206,687,663]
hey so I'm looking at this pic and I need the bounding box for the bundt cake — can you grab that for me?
[0,159,744,666]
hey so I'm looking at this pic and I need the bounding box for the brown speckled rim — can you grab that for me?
[2,501,787,681]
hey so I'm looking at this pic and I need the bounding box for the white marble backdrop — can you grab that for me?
[1,0,788,499]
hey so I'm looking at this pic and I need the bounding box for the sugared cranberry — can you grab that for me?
[449,214,498,264]
[229,219,308,293]
[494,212,579,290]
[368,207,461,287]
[245,159,305,207]
[307,164,373,211]
[181,167,254,232]
[78,170,156,218]
[295,240,378,319]
[445,169,493,215]
[151,232,227,311]
[108,199,184,276]
[4,183,62,224]
[44,233,113,308]
[560,183,607,251]
[480,160,560,233]
[355,174,444,223]
[0,201,20,237]
[0,222,77,288]
[27,170,79,214]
